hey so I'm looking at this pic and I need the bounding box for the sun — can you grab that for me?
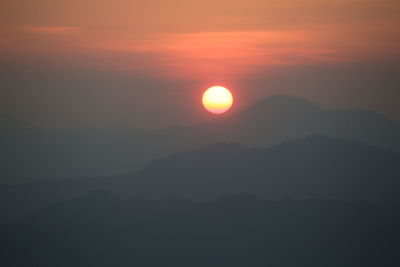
[202,86,233,114]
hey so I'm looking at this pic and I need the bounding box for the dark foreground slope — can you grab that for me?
[1,136,400,223]
[2,95,400,183]
[1,191,400,267]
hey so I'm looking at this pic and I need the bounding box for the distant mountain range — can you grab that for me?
[2,135,400,223]
[198,95,400,149]
[2,191,400,267]
[2,94,400,183]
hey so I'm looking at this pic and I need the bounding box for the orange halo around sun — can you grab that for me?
[202,86,233,114]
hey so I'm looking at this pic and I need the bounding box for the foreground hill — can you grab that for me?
[2,95,400,183]
[1,191,400,267]
[2,135,400,223]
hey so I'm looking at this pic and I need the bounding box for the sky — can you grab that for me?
[1,0,399,129]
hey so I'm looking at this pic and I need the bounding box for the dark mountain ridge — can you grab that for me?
[1,94,400,183]
[2,135,400,223]
[117,135,400,201]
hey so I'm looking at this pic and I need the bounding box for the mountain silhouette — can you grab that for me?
[114,135,400,201]
[193,94,400,148]
[1,95,400,183]
[2,135,400,223]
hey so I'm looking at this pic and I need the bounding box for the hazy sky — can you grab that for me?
[1,0,399,129]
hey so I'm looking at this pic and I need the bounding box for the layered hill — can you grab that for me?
[2,135,400,223]
[115,135,400,201]
[1,95,400,183]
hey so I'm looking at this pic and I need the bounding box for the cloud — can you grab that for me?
[2,0,399,34]
[74,19,399,81]
[20,26,80,35]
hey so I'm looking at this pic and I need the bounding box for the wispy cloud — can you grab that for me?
[80,29,367,80]
[20,26,80,35]
[2,0,398,81]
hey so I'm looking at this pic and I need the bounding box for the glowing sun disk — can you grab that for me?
[202,86,233,114]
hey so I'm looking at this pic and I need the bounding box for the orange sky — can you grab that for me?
[1,0,399,81]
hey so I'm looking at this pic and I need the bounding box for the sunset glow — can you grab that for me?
[202,86,233,114]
